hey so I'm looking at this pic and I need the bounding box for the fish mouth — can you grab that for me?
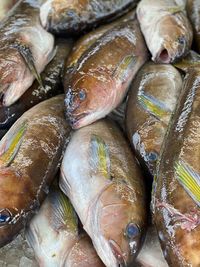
[109,240,127,267]
[67,112,90,129]
[155,48,171,64]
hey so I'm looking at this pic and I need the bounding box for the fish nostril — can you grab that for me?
[0,209,12,225]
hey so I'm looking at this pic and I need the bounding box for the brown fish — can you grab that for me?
[64,18,148,129]
[137,0,193,63]
[126,62,183,177]
[40,0,139,35]
[0,95,71,247]
[0,0,18,21]
[0,0,55,107]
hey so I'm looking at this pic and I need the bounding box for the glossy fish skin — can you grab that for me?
[40,0,139,36]
[186,0,200,53]
[26,188,104,267]
[0,95,71,248]
[0,0,18,21]
[0,0,54,107]
[64,19,148,129]
[152,66,200,266]
[126,62,183,177]
[0,39,73,130]
[137,0,193,63]
[60,119,147,267]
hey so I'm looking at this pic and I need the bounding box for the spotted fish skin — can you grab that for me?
[186,0,200,53]
[126,62,182,178]
[40,0,139,36]
[152,67,200,266]
[64,17,148,129]
[0,95,71,247]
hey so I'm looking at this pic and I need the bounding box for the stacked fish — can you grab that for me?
[0,0,200,267]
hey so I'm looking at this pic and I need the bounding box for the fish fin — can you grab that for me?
[13,42,44,87]
[49,190,78,234]
[175,160,200,206]
[113,55,136,82]
[166,5,184,14]
[90,135,110,179]
[0,121,26,167]
[138,93,171,121]
[174,51,200,71]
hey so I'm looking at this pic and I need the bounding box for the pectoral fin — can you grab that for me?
[175,160,200,206]
[113,55,136,82]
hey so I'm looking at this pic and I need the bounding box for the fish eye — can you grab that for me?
[0,209,12,225]
[148,151,158,162]
[125,223,140,239]
[79,89,86,101]
[178,36,185,46]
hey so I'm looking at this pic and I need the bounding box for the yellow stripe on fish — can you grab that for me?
[175,160,200,206]
[138,93,171,121]
[90,135,110,179]
[0,121,26,167]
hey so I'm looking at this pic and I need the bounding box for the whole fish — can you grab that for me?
[0,95,70,248]
[126,62,183,177]
[135,225,168,267]
[0,39,73,130]
[137,0,193,63]
[0,0,54,107]
[40,0,139,36]
[152,54,200,266]
[64,18,148,129]
[0,0,18,21]
[26,188,104,267]
[60,119,147,267]
[186,0,200,53]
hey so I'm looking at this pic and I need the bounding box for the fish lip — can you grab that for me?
[109,239,127,267]
[68,112,90,129]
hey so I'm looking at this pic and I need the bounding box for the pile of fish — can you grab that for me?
[0,0,200,266]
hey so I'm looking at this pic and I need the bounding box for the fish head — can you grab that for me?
[65,70,115,129]
[0,47,29,107]
[155,14,192,63]
[91,180,145,267]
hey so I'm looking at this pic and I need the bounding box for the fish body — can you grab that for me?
[60,119,147,267]
[152,65,200,266]
[0,0,18,21]
[0,0,54,107]
[0,95,71,247]
[40,0,139,36]
[64,18,148,129]
[186,0,200,53]
[0,38,72,130]
[26,188,104,267]
[126,62,182,177]
[137,0,193,63]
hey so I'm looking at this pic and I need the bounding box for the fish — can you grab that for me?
[0,38,73,131]
[26,188,104,267]
[0,95,71,248]
[135,225,168,267]
[40,0,139,36]
[0,0,55,107]
[60,119,147,267]
[0,0,18,21]
[126,62,183,178]
[186,0,200,53]
[64,18,149,129]
[137,0,193,63]
[152,56,200,266]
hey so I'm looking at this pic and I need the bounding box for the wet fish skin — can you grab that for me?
[152,66,200,266]
[0,95,71,248]
[0,0,55,107]
[126,62,183,178]
[186,0,200,53]
[0,38,73,130]
[137,0,193,63]
[60,119,147,267]
[26,188,104,267]
[0,0,18,21]
[64,18,149,129]
[40,0,139,36]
